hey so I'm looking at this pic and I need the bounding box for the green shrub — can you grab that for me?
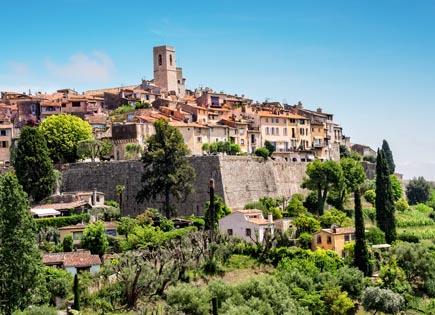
[254,148,269,159]
[187,216,205,229]
[364,189,376,206]
[366,227,386,245]
[396,198,409,212]
[416,203,433,213]
[397,233,420,243]
[14,305,57,315]
[396,209,434,227]
[35,213,90,230]
[63,235,73,252]
[111,105,134,115]
[297,232,313,249]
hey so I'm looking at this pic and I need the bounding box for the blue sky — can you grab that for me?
[2,0,435,180]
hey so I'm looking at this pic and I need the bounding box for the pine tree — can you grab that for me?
[14,126,55,202]
[136,119,195,218]
[354,189,372,276]
[375,149,396,243]
[382,140,395,175]
[0,173,47,315]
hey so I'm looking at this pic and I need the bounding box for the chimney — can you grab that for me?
[92,188,97,206]
[268,212,273,223]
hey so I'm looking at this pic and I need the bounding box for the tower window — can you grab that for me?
[158,54,162,66]
[170,54,173,66]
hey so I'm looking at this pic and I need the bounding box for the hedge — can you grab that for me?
[35,213,90,230]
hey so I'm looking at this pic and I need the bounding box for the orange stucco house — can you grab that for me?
[312,227,356,258]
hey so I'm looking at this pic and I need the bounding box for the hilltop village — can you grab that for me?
[0,45,367,166]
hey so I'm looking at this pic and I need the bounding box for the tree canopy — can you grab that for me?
[40,114,93,163]
[136,119,195,218]
[204,195,232,230]
[14,126,55,202]
[80,221,109,257]
[406,176,431,205]
[302,160,343,215]
[0,173,47,314]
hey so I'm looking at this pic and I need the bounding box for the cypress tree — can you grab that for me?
[354,189,372,276]
[73,273,80,311]
[382,140,395,175]
[375,149,396,243]
[14,126,55,202]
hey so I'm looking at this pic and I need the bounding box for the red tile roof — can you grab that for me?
[43,251,101,268]
[32,200,88,211]
[320,227,355,235]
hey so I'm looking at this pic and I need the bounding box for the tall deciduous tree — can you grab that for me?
[14,126,55,202]
[136,119,195,218]
[375,149,396,243]
[80,221,109,258]
[0,173,47,315]
[302,160,343,215]
[40,114,93,163]
[382,140,395,175]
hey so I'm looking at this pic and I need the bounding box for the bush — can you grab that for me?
[14,305,57,315]
[366,227,386,245]
[397,233,420,243]
[111,105,134,115]
[364,189,376,206]
[254,148,269,159]
[35,213,90,230]
[396,198,409,212]
[416,203,433,213]
[187,216,205,229]
[63,235,73,252]
[297,232,313,249]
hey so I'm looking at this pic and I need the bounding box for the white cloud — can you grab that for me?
[7,61,30,76]
[45,51,113,82]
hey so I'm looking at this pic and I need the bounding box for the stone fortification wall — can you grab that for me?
[219,156,307,209]
[61,156,307,217]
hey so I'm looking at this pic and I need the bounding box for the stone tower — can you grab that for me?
[153,45,178,94]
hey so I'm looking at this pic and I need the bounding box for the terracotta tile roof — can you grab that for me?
[246,218,271,225]
[40,101,61,107]
[320,227,355,235]
[258,111,308,119]
[86,115,108,125]
[43,251,101,268]
[32,200,88,211]
[236,209,263,214]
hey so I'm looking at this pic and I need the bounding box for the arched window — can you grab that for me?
[169,54,173,66]
[158,54,162,66]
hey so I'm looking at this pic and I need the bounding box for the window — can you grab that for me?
[72,101,81,107]
[0,141,8,148]
[73,231,83,240]
[300,119,305,124]
[351,233,356,241]
[327,236,332,244]
[197,137,202,143]
[300,128,304,135]
[0,129,9,136]
[265,118,269,123]
[275,127,279,135]
[284,128,287,136]
[158,54,162,66]
[290,118,296,123]
[240,139,245,145]
[292,128,295,138]
[239,128,244,135]
[344,234,350,242]
[317,236,322,244]
[266,127,270,135]
[105,229,117,236]
[245,228,251,237]
[227,229,233,236]
[169,54,173,66]
[196,128,201,134]
[275,118,279,123]
[271,128,275,135]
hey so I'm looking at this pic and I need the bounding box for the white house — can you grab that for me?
[218,209,274,243]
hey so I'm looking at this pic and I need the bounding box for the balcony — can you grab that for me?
[313,143,324,148]
[248,126,260,131]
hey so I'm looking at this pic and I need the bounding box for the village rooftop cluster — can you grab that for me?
[0,45,373,166]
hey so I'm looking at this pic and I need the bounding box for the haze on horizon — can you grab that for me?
[1,0,435,180]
